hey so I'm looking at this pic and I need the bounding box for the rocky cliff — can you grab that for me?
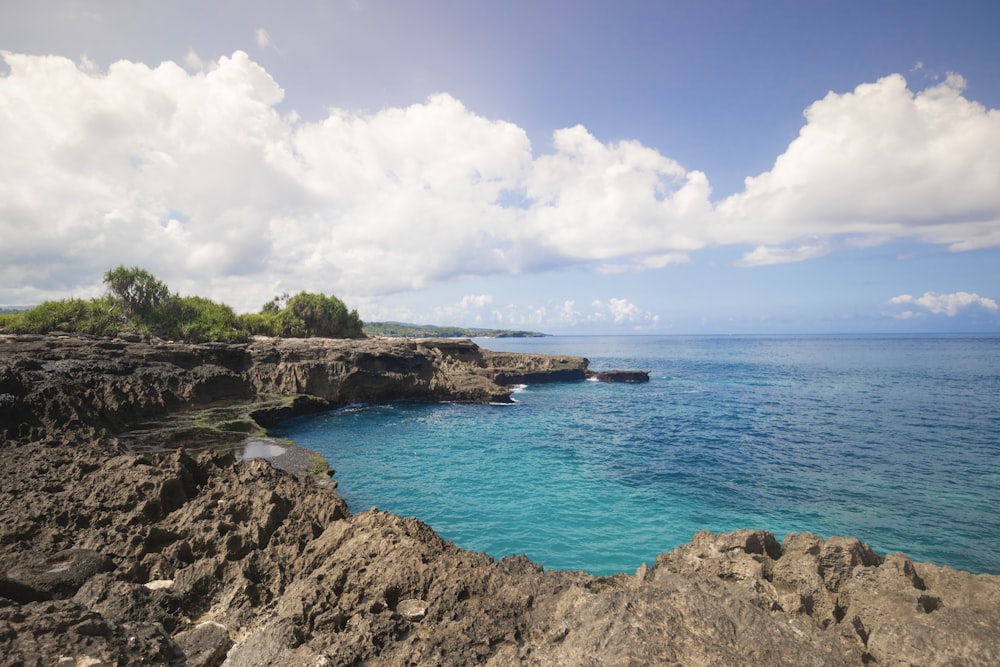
[1,334,997,666]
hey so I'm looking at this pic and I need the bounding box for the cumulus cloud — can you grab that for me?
[591,298,660,327]
[524,125,713,263]
[0,50,717,309]
[716,73,1000,255]
[430,294,496,324]
[183,49,206,71]
[888,291,999,317]
[0,50,298,307]
[459,294,493,309]
[1,50,998,310]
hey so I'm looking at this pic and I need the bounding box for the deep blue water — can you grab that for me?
[272,335,1000,576]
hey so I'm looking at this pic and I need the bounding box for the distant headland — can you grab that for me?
[363,321,546,338]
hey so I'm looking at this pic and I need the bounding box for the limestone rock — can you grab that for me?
[589,369,651,382]
[1,334,998,665]
[5,549,114,600]
[0,599,179,665]
[173,621,233,667]
[0,334,595,444]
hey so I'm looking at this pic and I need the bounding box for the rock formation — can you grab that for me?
[1,333,997,666]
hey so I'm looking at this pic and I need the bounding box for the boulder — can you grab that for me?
[589,369,651,382]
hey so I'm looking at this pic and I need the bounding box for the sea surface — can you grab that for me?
[271,335,1000,576]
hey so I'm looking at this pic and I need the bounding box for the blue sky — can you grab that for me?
[1,0,998,333]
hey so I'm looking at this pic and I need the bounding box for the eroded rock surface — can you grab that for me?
[1,334,998,666]
[0,335,592,446]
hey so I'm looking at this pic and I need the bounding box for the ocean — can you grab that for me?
[271,335,1000,576]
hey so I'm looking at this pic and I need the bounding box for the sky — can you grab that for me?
[1,0,999,334]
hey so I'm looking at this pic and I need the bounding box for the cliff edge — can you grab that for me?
[1,334,997,666]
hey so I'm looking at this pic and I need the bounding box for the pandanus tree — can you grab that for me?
[103,265,172,320]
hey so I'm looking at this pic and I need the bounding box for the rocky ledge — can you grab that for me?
[1,334,997,666]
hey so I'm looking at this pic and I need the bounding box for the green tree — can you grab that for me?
[271,291,364,338]
[103,265,172,319]
[260,293,289,315]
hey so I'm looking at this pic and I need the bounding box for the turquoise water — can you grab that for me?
[272,335,1000,576]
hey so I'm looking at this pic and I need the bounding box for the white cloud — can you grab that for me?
[410,296,659,332]
[557,300,581,324]
[1,51,998,312]
[0,50,714,310]
[735,243,830,267]
[888,291,999,317]
[595,252,692,275]
[430,294,496,324]
[459,294,493,309]
[524,125,713,264]
[592,298,660,327]
[716,73,1000,258]
[255,28,273,49]
[183,49,205,71]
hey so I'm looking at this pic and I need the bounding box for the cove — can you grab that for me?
[272,335,1000,576]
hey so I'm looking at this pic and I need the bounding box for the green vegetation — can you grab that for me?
[305,451,332,477]
[239,291,363,339]
[0,266,364,342]
[103,265,171,319]
[242,291,364,338]
[0,297,119,336]
[364,321,545,338]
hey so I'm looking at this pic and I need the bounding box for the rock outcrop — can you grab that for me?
[0,335,593,446]
[1,334,998,666]
[589,369,650,383]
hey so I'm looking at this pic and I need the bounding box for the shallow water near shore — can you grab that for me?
[272,334,1000,576]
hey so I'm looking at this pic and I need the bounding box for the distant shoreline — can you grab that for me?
[362,321,546,338]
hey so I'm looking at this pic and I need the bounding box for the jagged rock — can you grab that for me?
[5,549,114,600]
[1,334,998,665]
[0,599,180,665]
[173,621,233,667]
[653,529,1000,666]
[589,369,651,382]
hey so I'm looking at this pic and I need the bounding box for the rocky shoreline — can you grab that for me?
[1,334,998,666]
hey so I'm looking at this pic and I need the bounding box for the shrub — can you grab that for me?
[249,292,364,338]
[282,291,364,338]
[0,297,119,336]
[165,295,247,343]
[2,267,365,342]
[238,312,282,337]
